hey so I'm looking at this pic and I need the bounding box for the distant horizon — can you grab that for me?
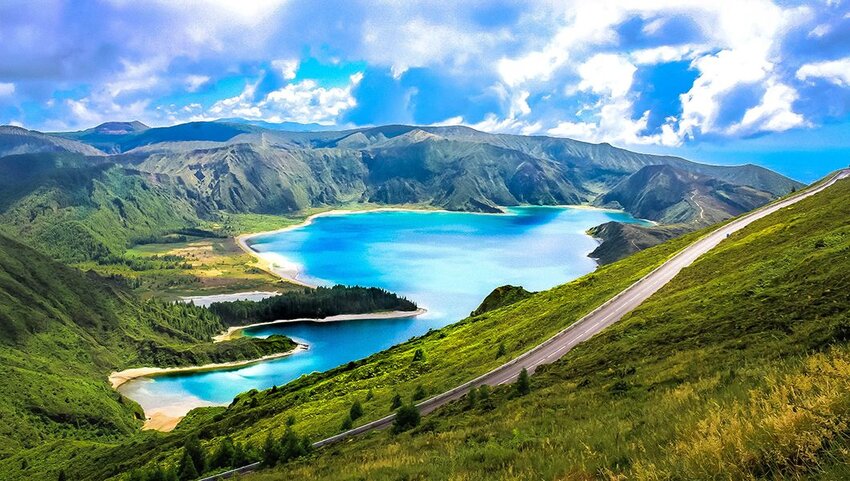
[5,116,842,184]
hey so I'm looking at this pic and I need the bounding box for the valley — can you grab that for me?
[0,120,831,481]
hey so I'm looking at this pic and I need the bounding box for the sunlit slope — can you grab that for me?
[243,179,850,479]
[0,233,293,458]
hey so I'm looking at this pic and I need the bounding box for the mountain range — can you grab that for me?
[0,120,803,263]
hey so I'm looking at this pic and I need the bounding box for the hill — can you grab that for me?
[0,232,297,458]
[8,176,842,481]
[0,125,104,157]
[595,164,776,225]
[1,123,803,268]
[0,152,211,263]
[232,174,850,479]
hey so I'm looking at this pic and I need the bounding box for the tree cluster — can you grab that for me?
[209,285,418,326]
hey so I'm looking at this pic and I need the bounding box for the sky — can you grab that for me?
[0,0,849,181]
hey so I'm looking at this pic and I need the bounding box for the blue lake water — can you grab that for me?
[119,207,649,417]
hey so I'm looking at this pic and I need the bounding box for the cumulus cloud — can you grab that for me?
[1,0,849,145]
[203,72,363,125]
[796,57,850,86]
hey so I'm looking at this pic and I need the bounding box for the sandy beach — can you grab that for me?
[213,308,428,342]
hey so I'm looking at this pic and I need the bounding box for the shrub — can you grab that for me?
[390,393,403,411]
[516,368,531,396]
[412,348,426,362]
[412,384,427,401]
[350,400,363,420]
[393,404,421,434]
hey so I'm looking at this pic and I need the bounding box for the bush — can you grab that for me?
[341,415,353,430]
[516,368,531,396]
[350,400,363,420]
[412,348,426,362]
[390,393,403,411]
[412,385,427,401]
[261,432,279,467]
[393,404,421,434]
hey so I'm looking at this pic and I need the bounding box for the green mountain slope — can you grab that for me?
[2,123,803,269]
[0,233,295,459]
[237,176,850,480]
[0,152,211,263]
[0,125,104,157]
[0,175,841,480]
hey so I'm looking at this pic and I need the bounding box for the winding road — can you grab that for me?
[202,169,848,481]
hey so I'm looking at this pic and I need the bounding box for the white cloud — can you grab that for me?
[0,82,14,96]
[271,59,299,80]
[104,58,167,98]
[430,116,464,126]
[185,75,210,92]
[631,44,704,65]
[577,54,636,97]
[361,16,511,76]
[546,120,597,142]
[727,82,805,134]
[796,57,850,86]
[204,72,363,125]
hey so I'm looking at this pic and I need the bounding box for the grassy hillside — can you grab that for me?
[0,153,209,263]
[0,214,703,480]
[239,178,850,480]
[0,177,842,480]
[0,124,803,296]
[0,233,296,459]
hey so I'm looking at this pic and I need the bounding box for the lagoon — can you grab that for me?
[119,207,650,419]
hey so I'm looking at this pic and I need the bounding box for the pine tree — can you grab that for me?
[261,432,279,467]
[390,393,403,411]
[412,348,425,362]
[341,415,353,430]
[392,404,421,434]
[209,436,236,469]
[496,342,506,358]
[516,367,531,396]
[349,400,363,420]
[465,387,478,409]
[412,384,426,401]
[177,450,199,480]
[184,435,205,474]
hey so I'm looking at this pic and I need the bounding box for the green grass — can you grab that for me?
[1,207,702,480]
[234,179,850,480]
[2,174,844,480]
[0,233,297,461]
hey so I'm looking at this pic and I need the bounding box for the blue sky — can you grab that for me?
[1,0,849,181]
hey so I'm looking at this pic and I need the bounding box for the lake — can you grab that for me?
[119,207,650,418]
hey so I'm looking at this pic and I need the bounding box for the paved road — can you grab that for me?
[202,169,848,480]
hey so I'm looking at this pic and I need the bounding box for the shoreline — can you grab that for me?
[213,308,428,342]
[109,343,309,390]
[235,204,640,287]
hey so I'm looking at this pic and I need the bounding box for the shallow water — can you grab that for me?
[119,207,649,415]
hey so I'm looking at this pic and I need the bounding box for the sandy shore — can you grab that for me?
[109,344,308,390]
[213,308,428,342]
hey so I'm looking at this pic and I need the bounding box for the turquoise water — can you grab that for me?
[119,207,649,416]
